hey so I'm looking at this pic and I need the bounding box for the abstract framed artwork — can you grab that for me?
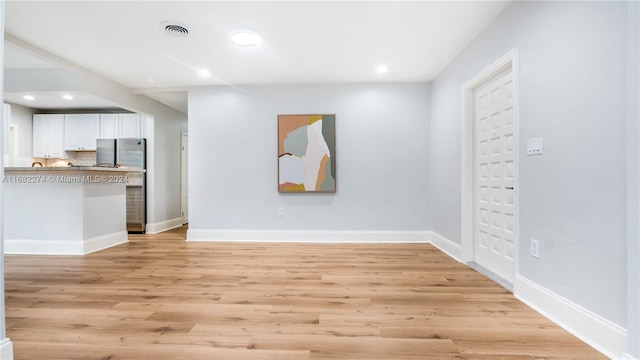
[278,114,336,193]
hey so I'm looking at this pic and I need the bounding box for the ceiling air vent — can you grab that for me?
[160,21,190,37]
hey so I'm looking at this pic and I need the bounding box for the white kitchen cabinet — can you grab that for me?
[99,113,119,139]
[119,113,142,138]
[64,114,100,151]
[33,114,65,158]
[99,113,142,139]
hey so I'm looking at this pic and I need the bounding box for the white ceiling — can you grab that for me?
[4,1,511,113]
[4,43,57,69]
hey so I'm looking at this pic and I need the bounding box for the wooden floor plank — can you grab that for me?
[4,225,605,359]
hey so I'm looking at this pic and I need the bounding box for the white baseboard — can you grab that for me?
[146,217,184,234]
[620,354,639,360]
[515,275,627,359]
[84,231,128,254]
[0,338,14,360]
[5,238,85,255]
[427,231,463,262]
[5,231,128,255]
[187,229,430,243]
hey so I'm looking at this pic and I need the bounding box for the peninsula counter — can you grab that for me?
[4,167,138,255]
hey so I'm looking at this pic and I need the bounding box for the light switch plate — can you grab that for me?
[527,137,543,155]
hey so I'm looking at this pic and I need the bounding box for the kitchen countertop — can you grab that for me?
[5,166,145,172]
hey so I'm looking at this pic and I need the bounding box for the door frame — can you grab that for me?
[180,131,188,224]
[7,124,17,167]
[461,48,520,282]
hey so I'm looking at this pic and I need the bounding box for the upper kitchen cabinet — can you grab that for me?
[99,114,119,139]
[119,113,142,138]
[64,114,100,151]
[99,113,142,139]
[33,114,65,158]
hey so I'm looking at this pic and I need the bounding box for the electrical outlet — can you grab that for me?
[278,208,285,217]
[531,239,540,258]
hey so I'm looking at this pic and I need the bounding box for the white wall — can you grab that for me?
[188,83,430,236]
[430,0,632,351]
[626,0,640,357]
[0,1,13,358]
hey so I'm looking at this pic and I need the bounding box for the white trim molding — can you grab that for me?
[428,231,463,262]
[5,239,85,255]
[5,231,127,255]
[620,354,639,360]
[84,231,128,254]
[187,229,430,243]
[461,48,520,266]
[0,338,14,360]
[515,275,627,359]
[146,217,184,234]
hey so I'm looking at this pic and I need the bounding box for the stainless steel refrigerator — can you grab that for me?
[117,138,147,233]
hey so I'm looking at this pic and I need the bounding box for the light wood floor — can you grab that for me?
[5,226,604,359]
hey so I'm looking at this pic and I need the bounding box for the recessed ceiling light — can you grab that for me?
[23,95,35,101]
[231,31,262,46]
[375,64,388,74]
[144,76,155,84]
[197,69,211,78]
[62,94,74,100]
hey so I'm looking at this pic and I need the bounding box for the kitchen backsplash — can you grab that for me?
[69,152,97,166]
[6,152,98,168]
[29,152,98,167]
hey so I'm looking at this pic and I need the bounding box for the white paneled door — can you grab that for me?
[474,69,516,284]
